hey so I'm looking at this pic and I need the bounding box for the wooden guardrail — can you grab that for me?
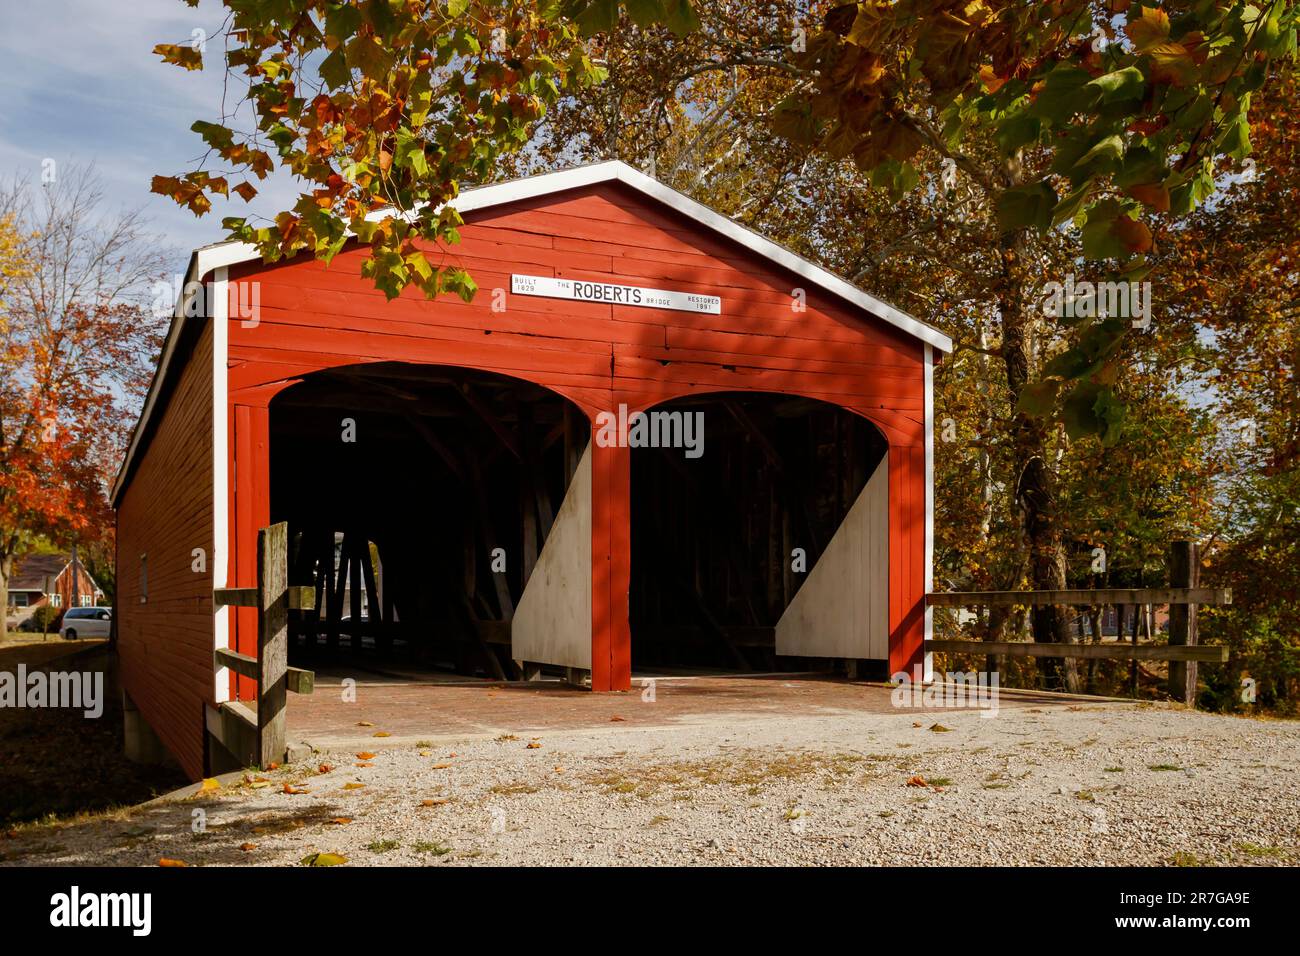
[925,541,1226,705]
[212,522,315,768]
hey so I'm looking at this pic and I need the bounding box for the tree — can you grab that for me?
[150,0,633,300]
[0,166,167,639]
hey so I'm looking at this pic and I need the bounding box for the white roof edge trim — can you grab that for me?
[109,243,255,505]
[111,159,951,504]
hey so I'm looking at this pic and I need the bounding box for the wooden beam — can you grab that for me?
[926,588,1231,608]
[216,648,313,695]
[215,585,315,611]
[459,383,523,459]
[215,647,258,680]
[287,666,315,695]
[1168,541,1200,705]
[257,522,290,768]
[925,639,1228,662]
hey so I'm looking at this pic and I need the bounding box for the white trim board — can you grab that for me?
[110,159,951,504]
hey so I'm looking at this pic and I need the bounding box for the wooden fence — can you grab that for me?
[211,522,316,768]
[925,541,1229,705]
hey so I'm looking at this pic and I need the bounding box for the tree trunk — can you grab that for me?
[0,553,11,642]
[997,232,1076,691]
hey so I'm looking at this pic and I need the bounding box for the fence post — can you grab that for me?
[257,522,289,766]
[1167,540,1199,706]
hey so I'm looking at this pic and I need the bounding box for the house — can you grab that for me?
[110,161,951,778]
[5,551,105,625]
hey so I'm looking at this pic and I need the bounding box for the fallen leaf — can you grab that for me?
[906,775,929,788]
[327,817,353,825]
[526,742,542,749]
[239,843,257,852]
[158,858,188,867]
[418,751,432,757]
[301,852,347,867]
[266,762,281,770]
[431,763,452,769]
[929,723,952,733]
[318,764,335,774]
[421,799,449,807]
[343,782,366,790]
[373,731,391,738]
[609,716,626,722]
[354,762,373,768]
[355,752,376,760]
[357,721,374,727]
[912,722,923,728]
[198,778,221,792]
[282,784,310,795]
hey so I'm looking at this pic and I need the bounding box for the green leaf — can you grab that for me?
[1085,66,1146,104]
[996,181,1056,234]
[1061,382,1125,443]
[1028,66,1098,123]
[319,48,350,89]
[1016,379,1062,417]
[995,111,1041,156]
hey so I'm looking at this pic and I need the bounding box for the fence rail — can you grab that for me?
[211,522,314,768]
[925,541,1223,705]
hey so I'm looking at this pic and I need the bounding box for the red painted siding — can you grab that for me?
[116,322,214,778]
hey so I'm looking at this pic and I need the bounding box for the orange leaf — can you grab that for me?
[1113,215,1154,253]
[318,764,335,774]
[239,843,258,852]
[355,752,376,760]
[421,799,449,807]
[343,782,366,790]
[1126,182,1170,213]
[327,817,353,825]
[158,858,188,867]
[373,731,391,738]
[609,715,626,722]
[906,775,929,788]
[525,741,541,749]
[283,783,310,794]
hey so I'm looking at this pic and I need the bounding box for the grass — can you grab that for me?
[412,841,451,856]
[927,777,953,787]
[583,750,865,799]
[1169,851,1202,867]
[1103,767,1124,772]
[488,782,539,795]
[366,839,400,853]
[1148,764,1183,771]
[1237,842,1287,859]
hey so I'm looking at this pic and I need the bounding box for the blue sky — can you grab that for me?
[0,0,300,275]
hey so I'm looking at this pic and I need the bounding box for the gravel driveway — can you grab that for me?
[3,698,1297,867]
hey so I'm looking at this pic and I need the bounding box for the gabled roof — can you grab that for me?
[111,160,951,504]
[9,553,100,593]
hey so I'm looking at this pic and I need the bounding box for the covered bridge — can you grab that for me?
[111,160,951,778]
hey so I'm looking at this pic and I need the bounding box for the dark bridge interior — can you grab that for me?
[269,362,587,679]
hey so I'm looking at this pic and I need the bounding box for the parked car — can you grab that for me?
[60,606,112,640]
